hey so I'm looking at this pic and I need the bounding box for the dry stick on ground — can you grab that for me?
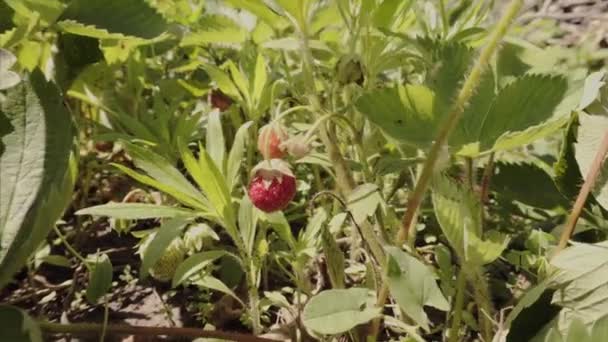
[554,128,608,255]
[370,0,524,339]
[39,321,281,342]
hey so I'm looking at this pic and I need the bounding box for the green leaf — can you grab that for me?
[201,64,242,101]
[76,203,197,219]
[432,176,509,265]
[179,142,238,240]
[112,164,209,211]
[578,70,606,111]
[224,0,285,28]
[0,71,75,289]
[476,74,568,150]
[0,305,42,342]
[0,2,15,34]
[180,14,247,46]
[227,61,251,107]
[58,0,167,39]
[140,218,189,279]
[346,183,382,225]
[226,121,253,192]
[321,227,345,289]
[261,211,296,249]
[252,53,267,108]
[488,115,569,155]
[385,246,449,332]
[122,141,205,202]
[0,48,20,90]
[238,194,259,257]
[205,110,226,172]
[356,84,445,147]
[302,288,381,335]
[195,274,245,306]
[528,241,608,339]
[573,113,608,210]
[491,161,566,209]
[172,250,229,287]
[85,253,113,304]
[420,38,474,106]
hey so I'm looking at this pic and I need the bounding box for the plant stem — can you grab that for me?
[448,270,467,342]
[297,18,386,265]
[468,267,494,341]
[38,321,278,342]
[53,226,88,265]
[395,0,523,245]
[555,128,608,254]
[247,262,262,335]
[371,1,523,338]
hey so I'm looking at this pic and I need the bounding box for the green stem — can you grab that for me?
[53,226,88,266]
[439,0,450,37]
[297,16,386,265]
[467,266,494,341]
[247,263,262,335]
[448,270,467,342]
[372,1,523,339]
[395,0,523,245]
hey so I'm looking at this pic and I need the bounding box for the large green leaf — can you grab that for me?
[477,74,567,150]
[355,84,446,147]
[491,161,566,209]
[58,0,167,39]
[385,246,449,331]
[0,71,75,288]
[302,288,381,335]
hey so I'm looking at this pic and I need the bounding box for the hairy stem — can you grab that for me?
[448,270,467,342]
[396,0,523,245]
[555,128,608,254]
[38,321,278,342]
[371,1,523,338]
[468,267,494,341]
[298,19,386,265]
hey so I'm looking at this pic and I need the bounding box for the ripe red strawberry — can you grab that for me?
[248,159,297,213]
[257,122,288,160]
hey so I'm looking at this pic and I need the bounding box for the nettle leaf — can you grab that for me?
[481,75,567,148]
[385,246,449,332]
[181,14,247,46]
[0,305,43,342]
[457,74,568,154]
[419,38,474,106]
[85,253,113,304]
[0,71,75,288]
[58,0,167,39]
[355,84,446,147]
[432,176,509,265]
[302,288,381,335]
[491,161,566,209]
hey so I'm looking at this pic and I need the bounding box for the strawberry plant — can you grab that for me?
[1,0,608,341]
